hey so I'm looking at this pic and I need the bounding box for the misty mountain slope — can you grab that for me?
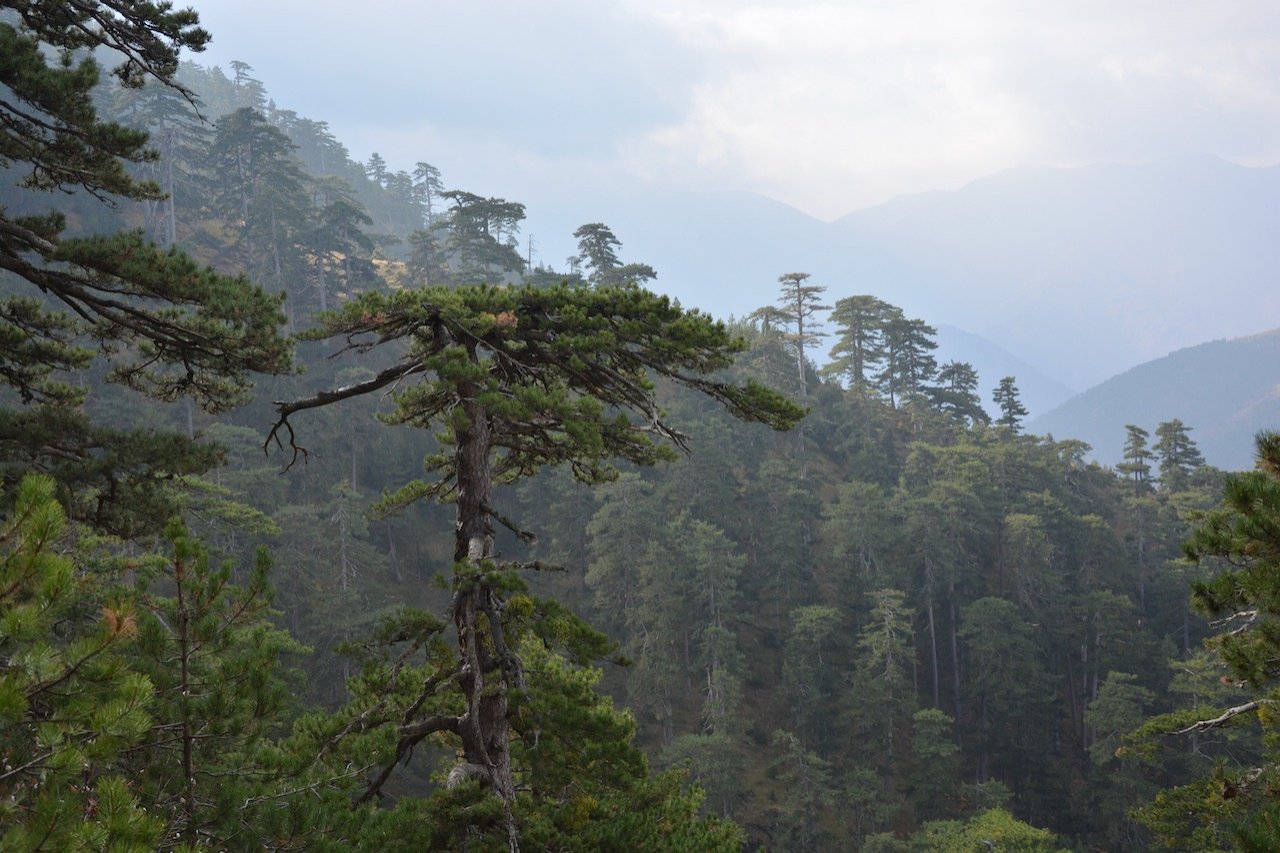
[934,325,1077,419]
[831,155,1280,389]
[527,156,1279,396]
[1029,327,1280,471]
[557,191,1078,416]
[524,185,854,312]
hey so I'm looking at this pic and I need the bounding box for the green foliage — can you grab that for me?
[0,475,163,850]
[1154,418,1206,492]
[283,283,803,476]
[1086,672,1153,768]
[1128,431,1280,847]
[931,360,990,427]
[406,191,527,286]
[6,18,1249,847]
[824,294,893,394]
[0,2,291,535]
[1119,424,1154,493]
[768,729,835,849]
[993,376,1029,431]
[914,808,1069,852]
[127,522,307,848]
[908,709,960,821]
[878,313,938,407]
[572,222,656,288]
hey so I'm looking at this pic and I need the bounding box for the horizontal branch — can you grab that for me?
[1210,609,1259,636]
[1172,700,1270,735]
[496,559,565,573]
[265,360,428,469]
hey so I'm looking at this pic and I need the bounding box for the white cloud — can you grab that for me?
[191,0,1280,218]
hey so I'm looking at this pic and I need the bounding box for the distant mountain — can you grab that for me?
[934,325,1077,420]
[1029,328,1280,471]
[525,155,1280,394]
[831,154,1280,390]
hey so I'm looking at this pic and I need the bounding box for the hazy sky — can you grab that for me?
[189,0,1280,220]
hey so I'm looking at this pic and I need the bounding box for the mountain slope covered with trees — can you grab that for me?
[1,3,1277,850]
[1033,328,1280,470]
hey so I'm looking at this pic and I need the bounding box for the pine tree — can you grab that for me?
[876,311,938,407]
[1130,433,1280,847]
[1118,424,1154,493]
[412,161,445,226]
[572,222,656,288]
[0,476,163,850]
[305,176,377,312]
[207,107,313,319]
[853,588,916,777]
[769,729,835,849]
[0,2,291,534]
[1153,418,1205,492]
[365,151,388,186]
[907,709,960,821]
[993,375,1029,431]
[127,521,307,848]
[432,190,527,284]
[267,283,802,848]
[824,294,892,394]
[929,360,989,426]
[775,272,830,397]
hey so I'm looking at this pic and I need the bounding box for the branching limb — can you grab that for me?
[1210,609,1259,636]
[482,502,536,544]
[265,361,428,469]
[355,714,460,806]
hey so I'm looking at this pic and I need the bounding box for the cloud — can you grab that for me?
[192,0,703,157]
[191,0,1280,219]
[626,0,1280,216]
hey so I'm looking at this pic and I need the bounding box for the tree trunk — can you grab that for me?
[948,582,961,716]
[162,127,176,248]
[175,551,197,840]
[451,363,520,851]
[927,596,939,708]
[1065,651,1081,746]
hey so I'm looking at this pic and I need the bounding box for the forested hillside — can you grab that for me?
[4,4,1280,851]
[1032,328,1280,471]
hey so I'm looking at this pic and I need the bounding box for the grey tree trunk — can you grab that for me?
[452,357,520,851]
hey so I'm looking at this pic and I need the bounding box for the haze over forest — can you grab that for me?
[4,3,1280,852]
[186,0,1280,456]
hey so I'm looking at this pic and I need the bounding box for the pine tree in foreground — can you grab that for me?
[0,2,291,535]
[268,282,800,849]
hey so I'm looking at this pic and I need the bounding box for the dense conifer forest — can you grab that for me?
[3,4,1280,850]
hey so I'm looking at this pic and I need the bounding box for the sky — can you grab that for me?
[187,0,1280,221]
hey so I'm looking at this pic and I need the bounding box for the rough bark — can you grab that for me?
[451,354,520,851]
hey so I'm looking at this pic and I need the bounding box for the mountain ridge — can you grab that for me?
[523,155,1278,400]
[1030,326,1280,470]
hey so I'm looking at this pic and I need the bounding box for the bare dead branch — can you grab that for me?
[1172,700,1271,735]
[482,502,536,544]
[265,361,428,469]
